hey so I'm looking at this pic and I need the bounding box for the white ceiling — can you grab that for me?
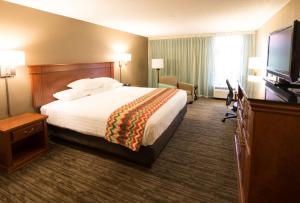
[6,0,290,37]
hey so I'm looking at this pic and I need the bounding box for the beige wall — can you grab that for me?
[0,1,148,119]
[256,0,300,59]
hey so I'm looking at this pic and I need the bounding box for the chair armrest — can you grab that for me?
[178,82,194,94]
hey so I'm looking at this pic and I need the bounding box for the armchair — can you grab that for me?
[158,76,194,103]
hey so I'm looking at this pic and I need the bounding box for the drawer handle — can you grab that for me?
[237,137,246,147]
[24,127,35,134]
[236,131,246,146]
[240,140,246,146]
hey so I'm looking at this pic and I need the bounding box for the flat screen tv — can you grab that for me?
[267,20,300,83]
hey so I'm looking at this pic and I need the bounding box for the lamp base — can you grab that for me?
[118,61,123,83]
[156,69,160,86]
[4,77,12,117]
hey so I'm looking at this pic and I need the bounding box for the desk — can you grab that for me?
[235,79,300,203]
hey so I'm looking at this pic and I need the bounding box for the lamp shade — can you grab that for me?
[0,50,25,66]
[116,53,131,62]
[248,57,263,70]
[152,58,164,69]
[0,50,25,77]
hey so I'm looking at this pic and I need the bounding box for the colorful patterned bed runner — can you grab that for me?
[105,88,178,151]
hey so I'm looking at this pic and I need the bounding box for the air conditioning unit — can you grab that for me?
[213,86,228,99]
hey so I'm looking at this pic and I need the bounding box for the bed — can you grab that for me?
[28,62,187,166]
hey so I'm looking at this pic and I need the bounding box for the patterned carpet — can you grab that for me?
[0,98,237,203]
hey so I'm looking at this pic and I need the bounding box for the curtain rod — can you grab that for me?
[149,31,256,40]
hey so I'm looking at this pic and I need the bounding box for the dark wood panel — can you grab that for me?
[0,113,47,132]
[236,83,300,203]
[28,62,114,108]
[0,113,48,173]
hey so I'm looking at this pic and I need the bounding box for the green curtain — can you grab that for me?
[149,34,255,97]
[149,37,214,97]
[241,34,256,89]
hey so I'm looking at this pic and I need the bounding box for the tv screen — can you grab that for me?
[267,26,293,76]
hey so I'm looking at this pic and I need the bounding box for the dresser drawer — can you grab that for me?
[11,122,44,143]
[238,99,249,129]
[237,115,251,154]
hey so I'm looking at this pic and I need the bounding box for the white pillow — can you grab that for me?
[109,82,123,88]
[67,78,103,90]
[92,77,119,87]
[89,87,111,95]
[89,82,123,95]
[53,89,89,101]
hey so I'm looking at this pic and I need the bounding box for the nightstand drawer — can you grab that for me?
[11,122,44,143]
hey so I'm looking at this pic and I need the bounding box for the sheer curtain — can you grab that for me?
[148,33,255,97]
[212,34,255,89]
[149,37,214,97]
[241,34,256,89]
[213,35,243,89]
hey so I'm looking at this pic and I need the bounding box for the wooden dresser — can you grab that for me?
[236,80,300,203]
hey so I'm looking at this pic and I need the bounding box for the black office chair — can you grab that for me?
[222,79,237,122]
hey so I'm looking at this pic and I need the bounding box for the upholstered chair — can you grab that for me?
[158,76,194,103]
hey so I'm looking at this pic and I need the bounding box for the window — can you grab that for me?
[213,35,244,89]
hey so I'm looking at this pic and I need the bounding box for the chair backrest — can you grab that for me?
[159,76,178,87]
[225,79,234,106]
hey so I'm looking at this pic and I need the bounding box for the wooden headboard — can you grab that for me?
[28,62,114,108]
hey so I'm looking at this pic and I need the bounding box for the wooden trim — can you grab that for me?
[0,113,47,133]
[28,62,114,108]
[235,135,245,203]
[28,62,114,74]
[248,100,300,116]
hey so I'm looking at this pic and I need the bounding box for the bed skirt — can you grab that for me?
[48,104,187,167]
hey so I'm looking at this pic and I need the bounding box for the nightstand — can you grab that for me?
[0,113,48,173]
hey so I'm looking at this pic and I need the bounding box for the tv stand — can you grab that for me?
[236,83,300,203]
[265,78,300,89]
[275,83,300,89]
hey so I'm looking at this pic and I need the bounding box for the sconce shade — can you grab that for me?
[0,50,25,116]
[248,57,263,70]
[152,58,164,69]
[115,52,131,83]
[0,50,25,66]
[0,50,25,77]
[116,53,131,62]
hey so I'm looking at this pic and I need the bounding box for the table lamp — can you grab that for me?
[248,57,263,82]
[152,58,164,85]
[116,53,131,83]
[0,50,25,117]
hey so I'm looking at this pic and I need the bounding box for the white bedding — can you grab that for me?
[41,87,187,146]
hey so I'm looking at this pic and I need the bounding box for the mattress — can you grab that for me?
[41,87,187,146]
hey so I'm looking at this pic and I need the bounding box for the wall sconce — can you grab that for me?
[152,58,164,85]
[0,50,25,117]
[116,53,131,83]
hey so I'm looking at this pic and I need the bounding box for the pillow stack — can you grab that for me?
[53,89,89,101]
[53,77,123,101]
